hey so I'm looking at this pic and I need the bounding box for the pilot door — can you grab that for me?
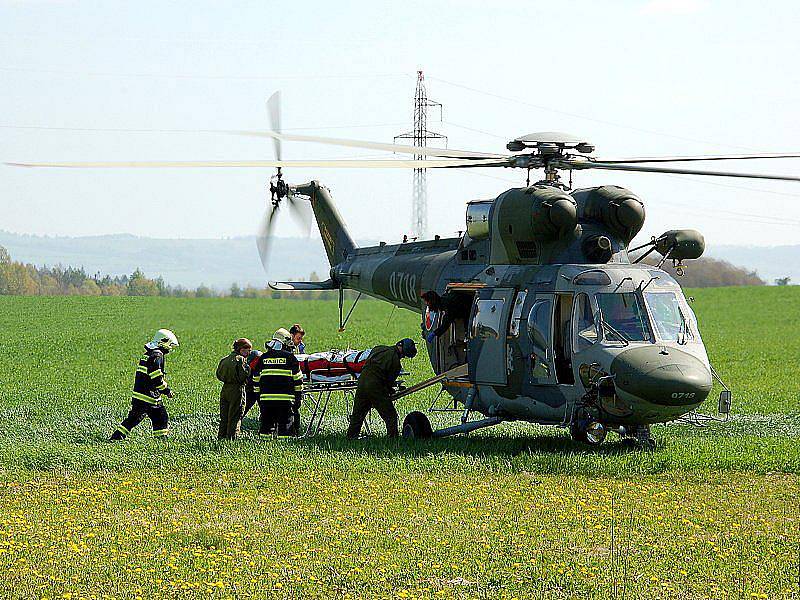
[526,292,575,386]
[467,288,516,385]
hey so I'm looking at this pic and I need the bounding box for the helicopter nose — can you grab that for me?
[610,346,712,406]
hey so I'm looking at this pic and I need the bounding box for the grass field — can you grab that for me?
[0,287,798,598]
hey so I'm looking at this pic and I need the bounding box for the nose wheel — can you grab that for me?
[570,415,607,446]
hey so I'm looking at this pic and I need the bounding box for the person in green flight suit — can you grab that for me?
[215,338,252,440]
[346,338,417,439]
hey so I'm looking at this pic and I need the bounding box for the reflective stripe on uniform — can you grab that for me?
[153,429,169,437]
[115,424,130,436]
[292,372,303,381]
[136,366,148,374]
[157,383,167,390]
[259,393,294,401]
[263,368,294,377]
[149,369,164,379]
[132,391,158,404]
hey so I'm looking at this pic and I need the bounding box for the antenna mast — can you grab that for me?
[395,71,446,239]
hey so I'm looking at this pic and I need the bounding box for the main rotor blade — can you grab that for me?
[558,159,800,182]
[591,152,800,164]
[232,130,506,159]
[6,158,505,169]
[266,91,282,161]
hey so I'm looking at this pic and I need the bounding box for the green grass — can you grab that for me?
[0,287,798,598]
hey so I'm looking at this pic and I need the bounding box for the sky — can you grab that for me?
[1,0,800,250]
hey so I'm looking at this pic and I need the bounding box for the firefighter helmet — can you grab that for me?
[147,328,179,352]
[267,327,293,351]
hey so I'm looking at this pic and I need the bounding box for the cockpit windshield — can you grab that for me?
[595,292,652,343]
[644,291,692,343]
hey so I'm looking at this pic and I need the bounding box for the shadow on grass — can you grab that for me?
[290,431,649,459]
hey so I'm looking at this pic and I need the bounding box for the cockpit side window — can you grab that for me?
[644,291,694,343]
[574,293,597,352]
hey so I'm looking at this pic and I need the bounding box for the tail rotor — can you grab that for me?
[256,93,312,273]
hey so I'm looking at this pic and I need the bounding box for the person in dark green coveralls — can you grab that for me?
[346,338,417,439]
[215,338,252,440]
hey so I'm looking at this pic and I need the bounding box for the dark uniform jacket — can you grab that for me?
[252,347,303,403]
[433,292,472,337]
[216,352,250,393]
[133,347,170,404]
[356,345,401,400]
[245,350,262,395]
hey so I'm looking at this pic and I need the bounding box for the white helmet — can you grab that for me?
[266,327,293,351]
[146,328,179,352]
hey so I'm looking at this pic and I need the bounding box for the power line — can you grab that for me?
[443,120,510,140]
[0,65,409,82]
[0,122,406,133]
[661,173,800,199]
[428,76,762,152]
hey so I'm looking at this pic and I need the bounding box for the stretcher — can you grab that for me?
[299,348,406,437]
[302,374,366,437]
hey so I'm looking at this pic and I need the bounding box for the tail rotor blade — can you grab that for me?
[267,91,282,161]
[287,193,313,236]
[256,203,279,272]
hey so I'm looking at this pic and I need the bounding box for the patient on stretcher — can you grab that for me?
[296,348,373,382]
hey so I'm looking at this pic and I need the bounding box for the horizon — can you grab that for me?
[0,228,798,250]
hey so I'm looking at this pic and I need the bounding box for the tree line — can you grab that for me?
[641,255,766,287]
[0,245,335,299]
[1,243,770,298]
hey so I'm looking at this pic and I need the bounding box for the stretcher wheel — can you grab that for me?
[402,411,433,439]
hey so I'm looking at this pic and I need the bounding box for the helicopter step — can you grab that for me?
[391,363,469,402]
[402,410,504,440]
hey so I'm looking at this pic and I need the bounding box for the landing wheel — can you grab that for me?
[570,417,607,446]
[402,411,433,439]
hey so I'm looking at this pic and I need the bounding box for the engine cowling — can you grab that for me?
[490,185,578,263]
[581,185,645,244]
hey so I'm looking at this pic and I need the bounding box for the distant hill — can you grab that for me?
[0,230,796,289]
[0,231,332,290]
[707,245,800,286]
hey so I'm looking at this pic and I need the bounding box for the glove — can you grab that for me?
[425,332,436,344]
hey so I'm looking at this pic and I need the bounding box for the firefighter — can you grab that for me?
[110,329,179,441]
[346,338,417,439]
[252,328,303,437]
[287,323,306,433]
[215,338,252,440]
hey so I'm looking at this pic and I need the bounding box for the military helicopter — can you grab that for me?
[9,93,800,447]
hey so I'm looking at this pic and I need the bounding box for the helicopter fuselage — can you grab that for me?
[333,238,711,428]
[290,179,713,435]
